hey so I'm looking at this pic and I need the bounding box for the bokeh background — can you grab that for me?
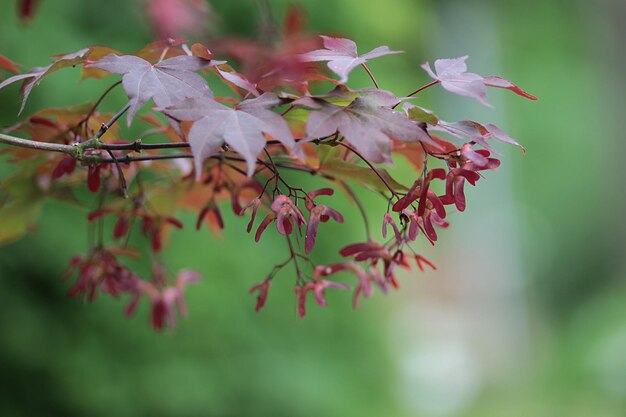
[1,0,625,416]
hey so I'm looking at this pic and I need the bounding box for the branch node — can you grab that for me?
[132,139,143,152]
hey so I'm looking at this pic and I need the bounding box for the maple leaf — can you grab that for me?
[0,48,91,114]
[422,56,537,105]
[298,91,439,164]
[300,36,402,83]
[159,93,297,178]
[87,54,222,125]
[483,76,538,100]
[432,120,525,153]
[214,64,260,97]
[421,56,491,106]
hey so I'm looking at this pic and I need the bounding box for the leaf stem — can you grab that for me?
[361,63,380,89]
[341,181,371,241]
[285,234,304,283]
[337,141,398,197]
[80,81,123,126]
[391,80,440,110]
[406,80,439,98]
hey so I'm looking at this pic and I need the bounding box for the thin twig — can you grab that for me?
[336,141,398,197]
[86,153,193,164]
[80,81,123,126]
[286,234,304,283]
[405,80,440,98]
[105,149,129,199]
[80,103,131,149]
[392,80,440,109]
[361,63,379,89]
[341,181,371,241]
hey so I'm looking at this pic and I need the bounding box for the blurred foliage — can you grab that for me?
[1,0,625,416]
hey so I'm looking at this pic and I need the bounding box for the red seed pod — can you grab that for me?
[18,0,39,21]
[51,156,76,180]
[113,216,129,239]
[151,230,162,252]
[87,165,101,192]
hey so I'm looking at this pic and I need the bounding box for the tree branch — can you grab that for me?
[0,133,75,154]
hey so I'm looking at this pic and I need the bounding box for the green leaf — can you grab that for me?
[407,106,439,125]
[317,143,340,166]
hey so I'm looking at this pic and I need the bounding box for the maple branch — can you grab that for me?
[89,137,305,152]
[81,152,192,164]
[0,129,323,179]
[0,132,75,154]
[99,141,189,151]
[83,152,319,177]
[0,127,327,162]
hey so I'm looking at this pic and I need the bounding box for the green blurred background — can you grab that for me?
[1,0,625,416]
